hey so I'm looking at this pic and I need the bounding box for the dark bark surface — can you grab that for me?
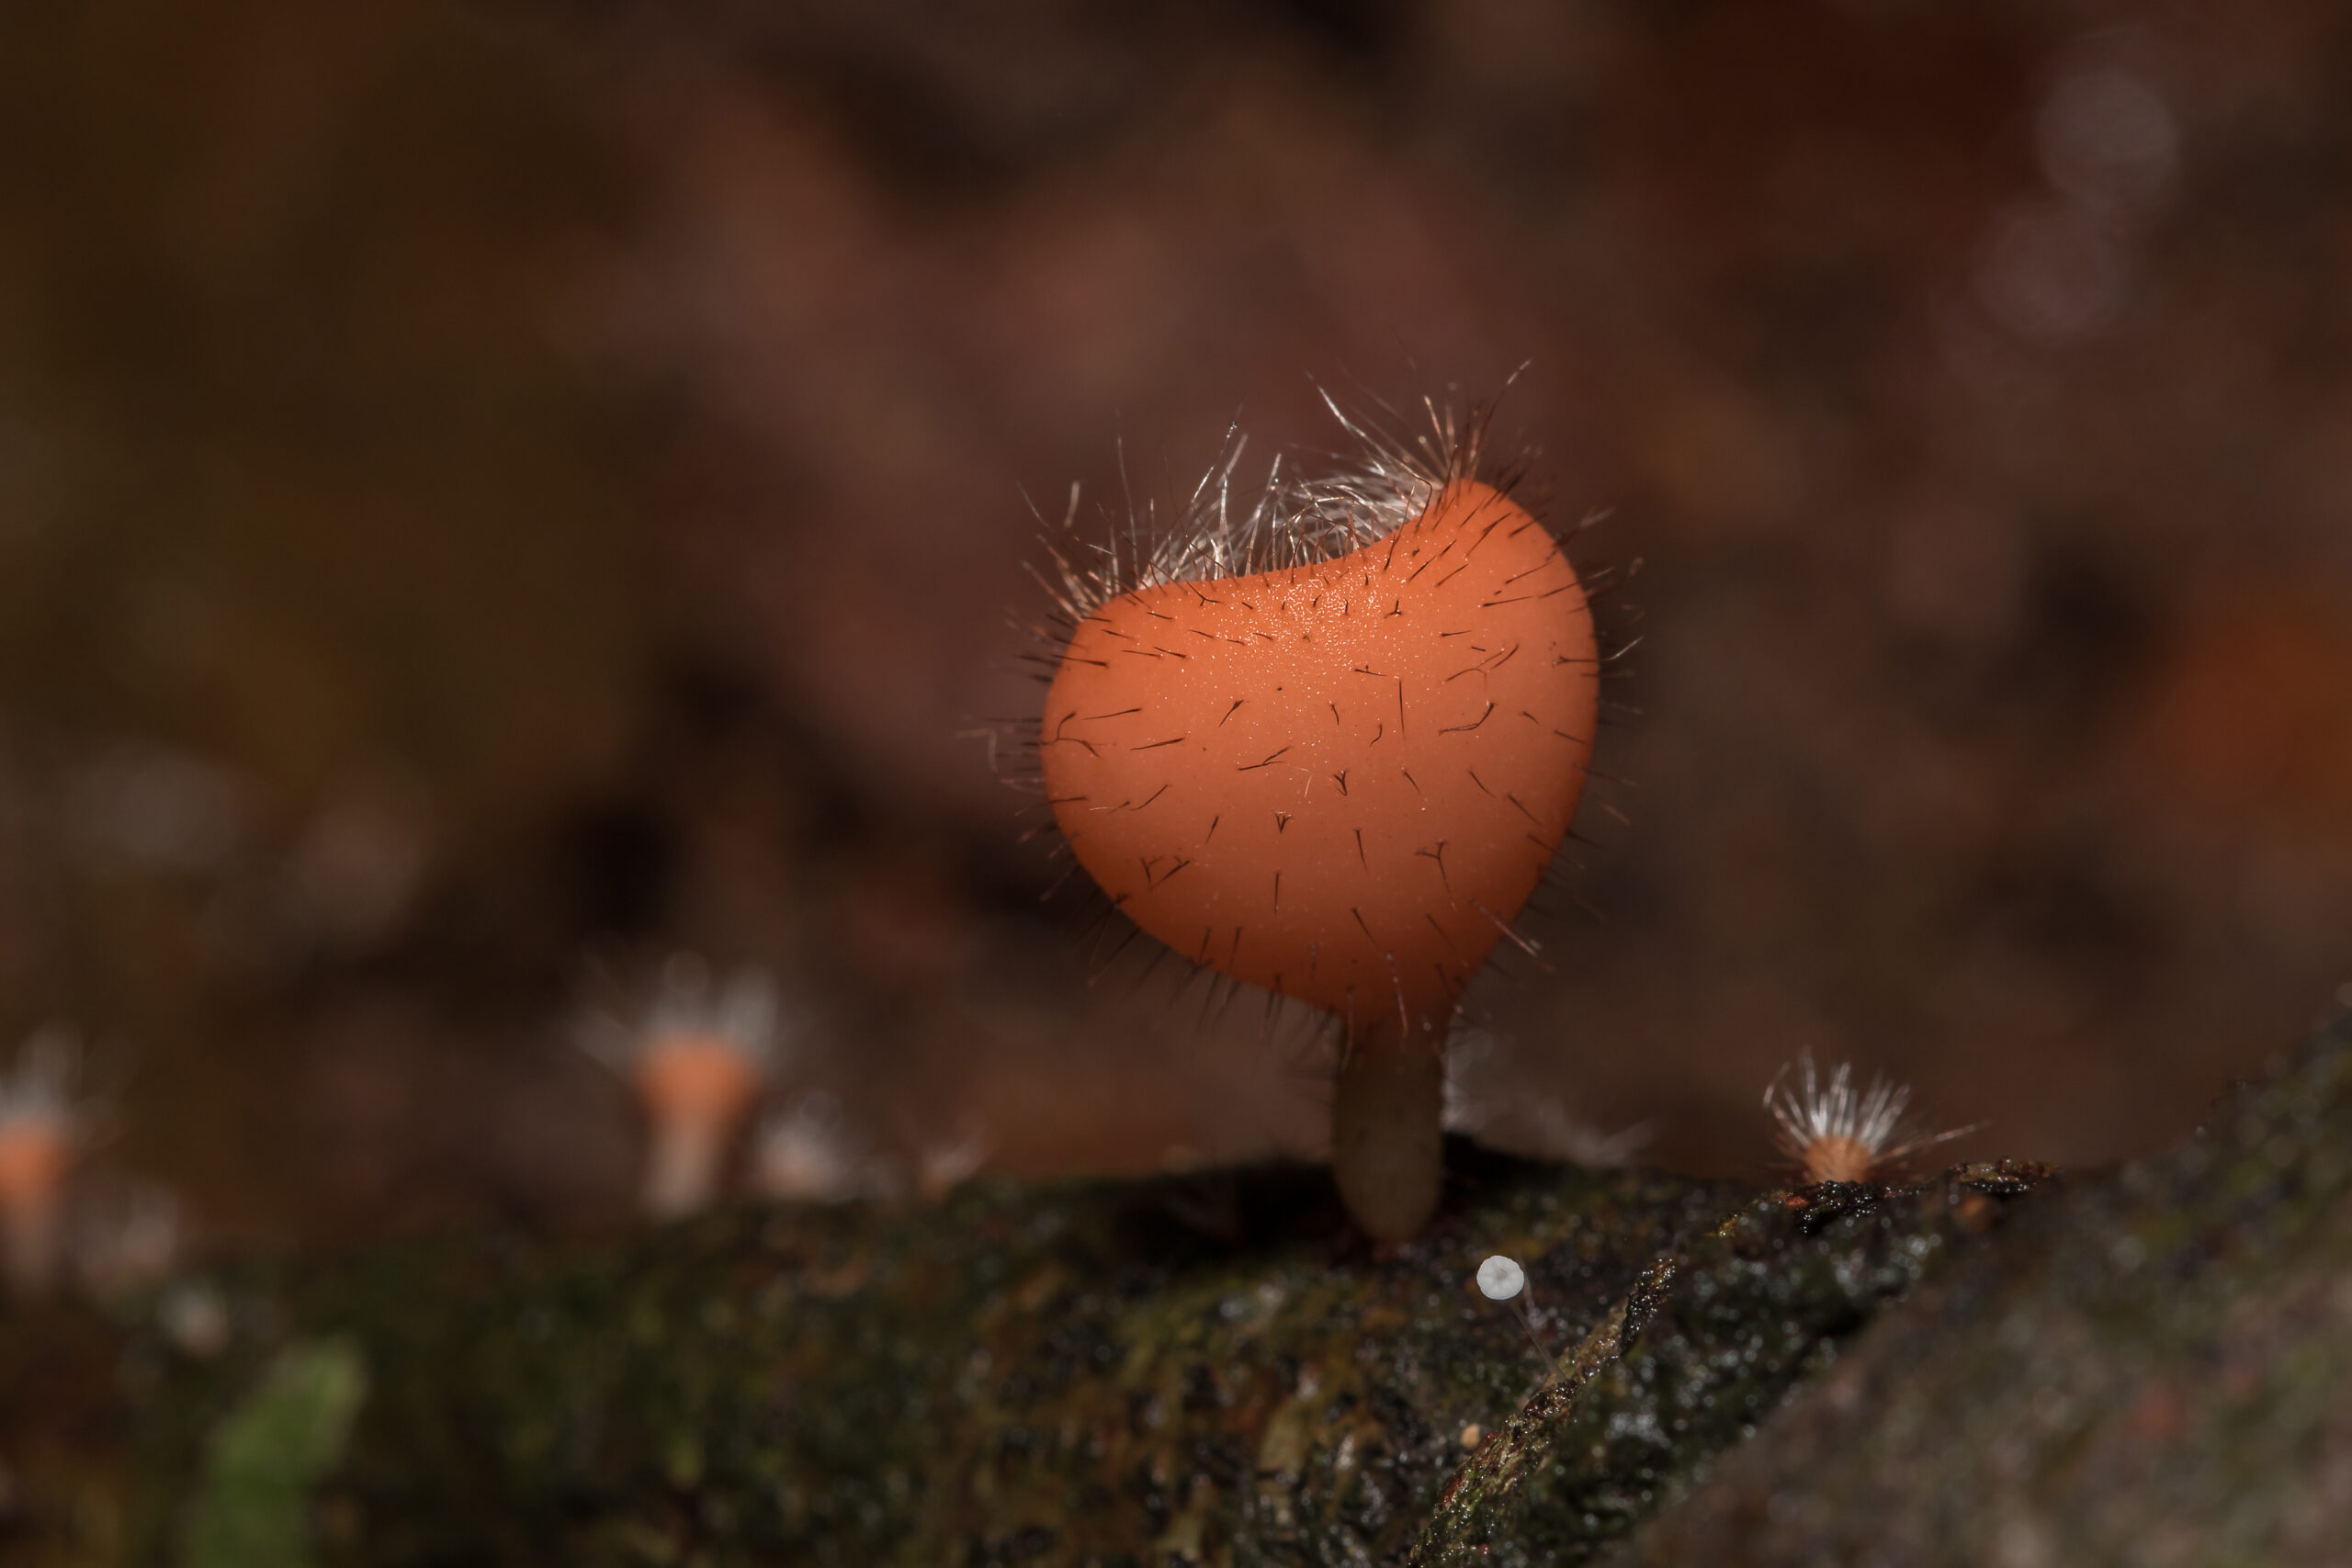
[1618,1006,2352,1566]
[7,1009,2350,1565]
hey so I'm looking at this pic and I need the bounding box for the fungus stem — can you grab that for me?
[1331,1029,1444,1241]
[1507,1297,1557,1388]
[644,1117,730,1221]
[632,1034,764,1219]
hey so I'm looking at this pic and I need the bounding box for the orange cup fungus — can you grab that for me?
[1037,419,1600,1239]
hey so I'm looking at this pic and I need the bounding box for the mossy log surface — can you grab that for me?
[6,1010,2350,1565]
[1621,1005,2352,1566]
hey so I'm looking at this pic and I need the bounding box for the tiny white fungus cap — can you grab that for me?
[1476,1254,1526,1301]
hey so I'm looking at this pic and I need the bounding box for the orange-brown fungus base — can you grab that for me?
[1043,480,1599,1043]
[1801,1135,1880,1185]
[0,1126,70,1206]
[633,1036,763,1125]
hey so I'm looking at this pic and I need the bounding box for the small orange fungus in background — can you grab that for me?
[1762,1053,1975,1187]
[1038,409,1600,1238]
[580,957,780,1219]
[0,1027,85,1299]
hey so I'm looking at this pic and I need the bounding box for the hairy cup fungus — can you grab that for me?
[1763,1052,1975,1186]
[1034,401,1600,1239]
[0,1026,83,1298]
[581,956,781,1219]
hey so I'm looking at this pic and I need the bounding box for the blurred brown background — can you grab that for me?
[3,0,2348,1248]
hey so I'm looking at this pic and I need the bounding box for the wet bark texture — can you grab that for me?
[1619,1005,2352,1566]
[6,1010,2349,1566]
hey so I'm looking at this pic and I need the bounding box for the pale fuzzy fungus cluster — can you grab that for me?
[750,1094,876,1203]
[0,1026,85,1298]
[1764,1051,1974,1185]
[158,1277,233,1359]
[1442,1032,1655,1169]
[580,955,783,1219]
[752,1098,992,1205]
[914,1123,992,1202]
[1521,1103,1655,1171]
[71,1178,184,1301]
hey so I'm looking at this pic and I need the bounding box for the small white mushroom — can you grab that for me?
[1474,1252,1557,1389]
[1476,1254,1526,1301]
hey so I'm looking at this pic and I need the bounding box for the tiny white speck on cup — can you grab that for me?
[1476,1254,1525,1301]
